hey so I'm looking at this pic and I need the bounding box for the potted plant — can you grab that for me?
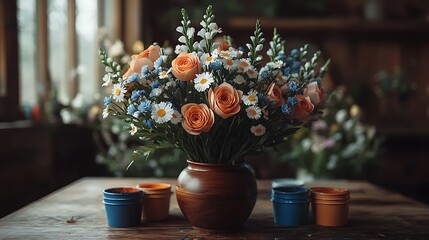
[99,5,329,232]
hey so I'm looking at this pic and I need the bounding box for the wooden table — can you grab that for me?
[1,177,428,239]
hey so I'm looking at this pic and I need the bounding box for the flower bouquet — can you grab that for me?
[99,5,329,166]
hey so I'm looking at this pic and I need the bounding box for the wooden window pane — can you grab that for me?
[48,0,68,104]
[17,0,37,106]
[76,0,98,101]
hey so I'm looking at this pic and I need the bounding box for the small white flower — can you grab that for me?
[165,79,177,90]
[102,73,111,87]
[178,36,187,43]
[233,75,246,85]
[151,88,163,97]
[158,69,171,79]
[129,123,138,135]
[151,101,174,124]
[222,58,238,71]
[242,89,259,105]
[245,66,258,79]
[176,26,183,33]
[246,106,262,119]
[170,110,182,124]
[175,44,188,54]
[111,83,126,102]
[102,107,109,119]
[200,53,216,66]
[250,124,266,136]
[187,27,195,39]
[208,22,220,32]
[194,72,214,92]
[197,28,206,38]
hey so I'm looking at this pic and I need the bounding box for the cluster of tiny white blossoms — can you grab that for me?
[99,5,329,164]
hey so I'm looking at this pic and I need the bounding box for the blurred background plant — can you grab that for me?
[270,86,383,180]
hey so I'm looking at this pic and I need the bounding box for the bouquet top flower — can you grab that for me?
[99,5,330,165]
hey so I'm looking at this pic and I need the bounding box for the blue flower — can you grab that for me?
[288,81,300,93]
[127,104,137,115]
[131,90,145,102]
[143,119,152,129]
[103,96,111,107]
[290,49,300,57]
[286,97,298,107]
[276,53,287,62]
[281,103,292,115]
[151,80,160,89]
[138,100,152,113]
[154,57,163,69]
[260,71,270,79]
[292,61,300,69]
[209,61,222,71]
[177,81,186,89]
[283,67,291,76]
[141,65,149,76]
[126,73,139,83]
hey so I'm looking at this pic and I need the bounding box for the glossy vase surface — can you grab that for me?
[176,161,258,232]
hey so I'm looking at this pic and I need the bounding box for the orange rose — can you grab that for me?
[208,83,242,119]
[123,45,160,78]
[304,82,324,105]
[266,83,285,107]
[171,52,201,81]
[181,103,215,135]
[291,95,314,121]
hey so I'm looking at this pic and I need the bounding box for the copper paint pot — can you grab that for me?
[310,187,350,227]
[136,183,172,221]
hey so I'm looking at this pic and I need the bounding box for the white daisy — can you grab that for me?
[170,110,183,124]
[228,47,242,58]
[233,75,246,85]
[200,53,217,66]
[111,83,126,102]
[238,59,251,72]
[242,89,259,105]
[222,58,238,71]
[158,69,171,79]
[151,101,174,124]
[102,107,109,119]
[250,124,266,136]
[246,106,262,119]
[219,50,232,59]
[245,66,258,79]
[129,123,138,135]
[194,72,214,92]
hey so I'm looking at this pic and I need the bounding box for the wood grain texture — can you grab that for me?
[0,177,428,239]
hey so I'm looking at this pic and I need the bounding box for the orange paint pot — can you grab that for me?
[310,187,350,227]
[136,183,172,221]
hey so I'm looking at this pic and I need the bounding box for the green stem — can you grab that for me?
[218,116,236,163]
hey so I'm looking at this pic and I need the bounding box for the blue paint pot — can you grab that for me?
[103,187,143,228]
[271,187,310,227]
[272,199,309,227]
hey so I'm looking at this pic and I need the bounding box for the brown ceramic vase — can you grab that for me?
[176,160,258,232]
